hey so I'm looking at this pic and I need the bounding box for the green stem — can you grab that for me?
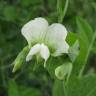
[63,81,67,96]
[57,0,69,23]
[62,0,69,21]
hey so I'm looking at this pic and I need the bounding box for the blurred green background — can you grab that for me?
[0,0,96,96]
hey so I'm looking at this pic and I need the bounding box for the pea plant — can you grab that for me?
[12,0,96,96]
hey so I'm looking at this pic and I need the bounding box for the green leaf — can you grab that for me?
[53,75,96,96]
[8,80,19,96]
[76,17,93,45]
[66,75,96,96]
[72,17,96,76]
[19,86,42,96]
[67,32,78,46]
[8,80,42,96]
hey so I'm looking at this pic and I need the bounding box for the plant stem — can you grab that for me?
[63,80,67,96]
[62,0,69,21]
[57,0,69,23]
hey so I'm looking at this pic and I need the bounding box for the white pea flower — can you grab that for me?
[21,17,69,66]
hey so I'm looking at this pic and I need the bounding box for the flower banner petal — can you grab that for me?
[21,17,48,46]
[45,23,69,56]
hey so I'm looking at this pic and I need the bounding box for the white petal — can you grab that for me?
[45,23,69,56]
[40,43,50,67]
[21,17,48,45]
[26,44,41,61]
[53,41,69,56]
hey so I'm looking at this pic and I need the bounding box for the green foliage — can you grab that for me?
[52,79,65,96]
[53,75,96,96]
[57,0,69,22]
[3,5,17,22]
[52,15,96,96]
[66,75,96,96]
[8,80,19,96]
[72,17,96,76]
[0,0,96,96]
[8,80,42,96]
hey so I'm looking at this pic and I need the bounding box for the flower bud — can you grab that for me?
[12,46,29,72]
[55,63,72,80]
